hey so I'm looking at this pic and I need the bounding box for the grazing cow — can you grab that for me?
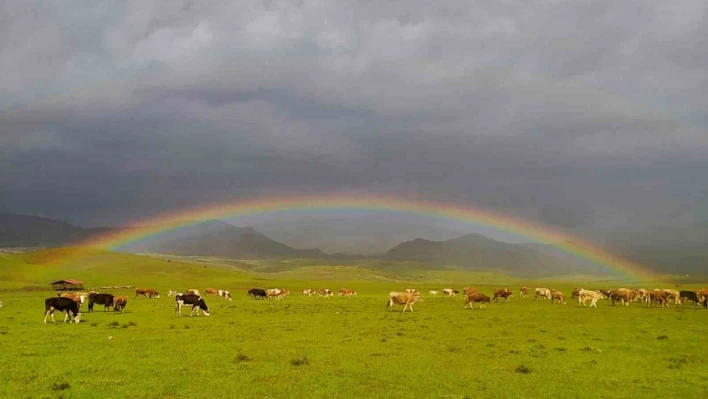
[663,289,681,305]
[187,289,201,296]
[464,292,491,309]
[610,289,631,306]
[405,289,419,295]
[338,288,356,297]
[167,290,178,297]
[135,288,148,298]
[577,289,604,308]
[551,290,566,305]
[429,290,439,296]
[205,288,219,297]
[318,289,333,297]
[493,288,513,303]
[145,289,160,299]
[88,293,115,312]
[535,288,552,300]
[175,294,210,317]
[442,288,457,297]
[695,289,708,307]
[637,288,649,302]
[267,289,286,300]
[217,290,232,301]
[302,289,315,296]
[571,288,581,299]
[58,293,86,308]
[248,288,267,300]
[114,296,128,313]
[44,297,81,324]
[387,292,422,312]
[679,290,700,305]
[648,290,669,308]
[519,287,530,298]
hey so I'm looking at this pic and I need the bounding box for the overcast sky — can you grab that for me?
[1,1,707,248]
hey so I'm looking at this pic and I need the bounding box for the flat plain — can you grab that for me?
[0,250,707,399]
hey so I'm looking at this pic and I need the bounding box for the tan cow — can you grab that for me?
[578,289,604,308]
[663,289,681,305]
[338,288,356,297]
[114,296,128,313]
[551,291,566,305]
[464,292,491,309]
[535,288,552,300]
[205,288,219,297]
[302,289,315,296]
[387,292,422,312]
[442,288,457,296]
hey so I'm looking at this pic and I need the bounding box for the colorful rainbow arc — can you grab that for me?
[52,194,657,281]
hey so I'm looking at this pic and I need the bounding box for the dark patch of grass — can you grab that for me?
[555,347,567,352]
[234,353,252,363]
[121,324,129,329]
[128,321,137,327]
[51,382,70,391]
[515,365,532,374]
[509,350,520,354]
[169,324,176,329]
[581,346,594,352]
[107,321,119,328]
[291,356,309,366]
[527,338,537,343]
[657,335,668,340]
[184,325,190,329]
[90,323,98,327]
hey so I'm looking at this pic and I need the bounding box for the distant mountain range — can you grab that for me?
[2,213,706,277]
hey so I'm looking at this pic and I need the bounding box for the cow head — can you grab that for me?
[199,299,211,316]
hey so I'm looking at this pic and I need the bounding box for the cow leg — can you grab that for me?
[51,311,56,324]
[43,309,51,324]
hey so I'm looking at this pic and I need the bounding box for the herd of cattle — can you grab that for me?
[35,284,708,323]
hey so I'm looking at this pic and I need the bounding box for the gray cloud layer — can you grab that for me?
[2,1,707,250]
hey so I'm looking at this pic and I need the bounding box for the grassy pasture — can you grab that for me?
[0,250,707,398]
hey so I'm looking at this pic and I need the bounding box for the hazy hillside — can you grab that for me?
[384,233,601,277]
[0,214,95,247]
[120,220,326,259]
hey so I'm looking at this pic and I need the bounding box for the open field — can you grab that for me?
[1,250,707,399]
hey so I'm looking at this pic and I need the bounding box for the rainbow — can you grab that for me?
[51,193,657,281]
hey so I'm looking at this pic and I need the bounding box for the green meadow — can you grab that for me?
[1,249,707,399]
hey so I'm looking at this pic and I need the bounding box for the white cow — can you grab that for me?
[442,288,457,296]
[578,289,605,308]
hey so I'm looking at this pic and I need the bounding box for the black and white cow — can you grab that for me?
[175,294,210,317]
[88,293,115,312]
[44,297,81,324]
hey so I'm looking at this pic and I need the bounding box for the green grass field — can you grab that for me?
[1,249,707,399]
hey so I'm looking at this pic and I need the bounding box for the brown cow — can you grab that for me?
[387,292,422,312]
[493,288,513,303]
[58,293,86,308]
[205,288,219,297]
[338,288,356,297]
[648,290,669,308]
[551,291,566,305]
[519,287,530,298]
[135,288,147,298]
[463,287,478,296]
[610,289,631,306]
[464,292,490,309]
[114,296,128,313]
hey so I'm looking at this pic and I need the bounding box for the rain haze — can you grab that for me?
[1,1,707,268]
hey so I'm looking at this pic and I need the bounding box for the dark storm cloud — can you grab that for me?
[1,0,707,245]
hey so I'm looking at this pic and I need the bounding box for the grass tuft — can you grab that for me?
[107,321,119,328]
[51,382,70,391]
[515,365,532,374]
[656,335,668,340]
[291,356,309,366]
[234,353,252,363]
